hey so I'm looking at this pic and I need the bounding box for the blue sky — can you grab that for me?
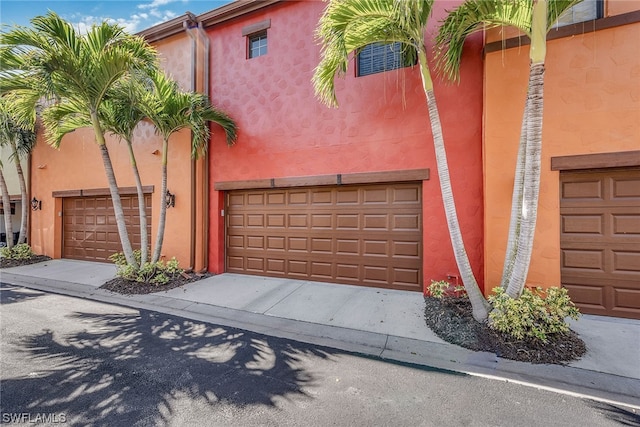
[1,0,233,34]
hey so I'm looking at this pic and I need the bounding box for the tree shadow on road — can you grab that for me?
[587,401,640,426]
[1,309,340,426]
[0,283,45,305]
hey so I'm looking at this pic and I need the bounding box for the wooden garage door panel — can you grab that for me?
[226,183,422,291]
[63,195,151,263]
[560,169,640,319]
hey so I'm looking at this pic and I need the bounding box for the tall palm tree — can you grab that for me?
[0,164,12,249]
[42,76,152,265]
[140,70,237,263]
[313,0,490,321]
[0,12,158,267]
[0,95,37,246]
[102,77,151,265]
[436,0,583,298]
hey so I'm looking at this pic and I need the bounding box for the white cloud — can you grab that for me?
[137,0,186,11]
[69,14,144,34]
[65,0,190,35]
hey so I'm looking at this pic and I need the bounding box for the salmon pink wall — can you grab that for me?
[30,33,197,267]
[483,17,640,291]
[207,1,485,291]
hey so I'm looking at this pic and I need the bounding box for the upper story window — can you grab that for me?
[243,19,271,59]
[248,32,267,58]
[554,0,603,28]
[357,42,412,77]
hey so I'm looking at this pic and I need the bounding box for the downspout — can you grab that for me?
[183,14,198,271]
[196,21,211,273]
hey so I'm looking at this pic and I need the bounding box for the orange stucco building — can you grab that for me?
[483,0,640,318]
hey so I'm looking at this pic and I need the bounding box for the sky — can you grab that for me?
[1,0,233,34]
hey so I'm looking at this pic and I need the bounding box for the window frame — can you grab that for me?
[243,19,271,60]
[356,41,413,78]
[554,0,603,28]
[247,31,268,59]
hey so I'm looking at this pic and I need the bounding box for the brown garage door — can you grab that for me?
[560,168,640,319]
[63,194,151,262]
[226,183,422,291]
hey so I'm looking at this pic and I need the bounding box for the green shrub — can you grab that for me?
[0,243,35,260]
[428,280,450,299]
[109,250,184,285]
[488,286,580,342]
[428,280,467,299]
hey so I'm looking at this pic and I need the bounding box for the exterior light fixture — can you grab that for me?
[165,190,175,208]
[31,197,42,211]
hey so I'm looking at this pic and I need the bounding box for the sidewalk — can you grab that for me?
[2,259,639,407]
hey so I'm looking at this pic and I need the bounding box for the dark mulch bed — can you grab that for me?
[100,272,212,295]
[0,255,52,269]
[424,296,586,365]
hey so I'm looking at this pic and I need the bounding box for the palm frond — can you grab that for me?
[140,70,237,157]
[313,0,433,107]
[41,99,91,148]
[436,0,585,82]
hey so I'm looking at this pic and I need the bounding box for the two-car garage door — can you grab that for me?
[560,168,640,319]
[63,194,151,262]
[226,183,423,291]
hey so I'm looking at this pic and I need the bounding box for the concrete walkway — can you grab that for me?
[1,259,639,407]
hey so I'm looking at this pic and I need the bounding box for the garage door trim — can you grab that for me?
[215,168,429,191]
[53,186,154,198]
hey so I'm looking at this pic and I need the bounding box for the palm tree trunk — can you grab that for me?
[151,138,169,263]
[126,140,149,265]
[0,168,14,250]
[91,113,138,268]
[9,140,28,244]
[506,63,544,298]
[504,0,547,298]
[418,50,489,321]
[500,88,531,290]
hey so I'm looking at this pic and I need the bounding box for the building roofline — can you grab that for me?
[137,0,281,43]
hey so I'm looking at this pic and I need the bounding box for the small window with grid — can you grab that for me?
[248,31,267,59]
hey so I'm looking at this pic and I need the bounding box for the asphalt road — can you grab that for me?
[1,283,638,426]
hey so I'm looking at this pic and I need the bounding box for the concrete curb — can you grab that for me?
[2,271,639,408]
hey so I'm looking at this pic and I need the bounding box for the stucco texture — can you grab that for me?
[483,20,640,290]
[206,1,485,291]
[30,33,197,267]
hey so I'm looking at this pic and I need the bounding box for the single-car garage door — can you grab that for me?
[63,194,151,262]
[226,183,422,291]
[560,168,640,319]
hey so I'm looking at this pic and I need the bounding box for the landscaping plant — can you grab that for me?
[488,286,580,342]
[109,250,183,285]
[0,243,35,260]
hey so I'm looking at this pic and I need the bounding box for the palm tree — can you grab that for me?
[313,0,490,321]
[42,76,152,265]
[0,95,37,246]
[140,70,237,263]
[0,163,13,249]
[436,0,583,298]
[0,12,158,267]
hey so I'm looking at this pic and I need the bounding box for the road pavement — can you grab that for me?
[2,285,639,426]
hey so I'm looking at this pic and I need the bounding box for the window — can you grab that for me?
[357,42,412,77]
[248,31,267,59]
[0,202,15,215]
[554,0,602,28]
[243,19,270,59]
